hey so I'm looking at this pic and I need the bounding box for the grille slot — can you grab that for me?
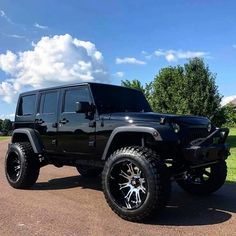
[182,128,209,145]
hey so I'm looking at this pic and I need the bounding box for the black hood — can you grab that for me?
[109,112,210,126]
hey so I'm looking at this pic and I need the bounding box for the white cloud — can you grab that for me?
[221,95,236,106]
[233,44,236,49]
[0,9,12,23]
[116,57,146,65]
[154,49,208,62]
[114,71,124,78]
[0,34,109,103]
[3,33,26,40]
[0,113,15,120]
[34,22,48,30]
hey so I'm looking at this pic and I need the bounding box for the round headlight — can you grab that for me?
[172,123,180,133]
[207,123,212,132]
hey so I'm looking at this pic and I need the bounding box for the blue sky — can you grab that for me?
[0,0,236,119]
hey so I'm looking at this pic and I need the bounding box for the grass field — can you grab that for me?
[226,128,236,182]
[0,136,10,141]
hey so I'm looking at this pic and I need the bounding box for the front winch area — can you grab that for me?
[183,128,230,165]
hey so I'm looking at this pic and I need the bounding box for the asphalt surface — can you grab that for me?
[0,140,236,236]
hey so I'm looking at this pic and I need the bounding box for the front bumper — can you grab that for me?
[183,128,230,165]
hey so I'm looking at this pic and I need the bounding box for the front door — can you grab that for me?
[57,86,96,157]
[35,90,59,152]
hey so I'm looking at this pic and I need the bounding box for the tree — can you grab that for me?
[223,103,236,127]
[121,79,145,92]
[0,119,3,131]
[1,119,12,135]
[151,58,222,125]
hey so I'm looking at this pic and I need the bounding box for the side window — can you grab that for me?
[41,91,58,114]
[63,87,91,113]
[18,94,36,116]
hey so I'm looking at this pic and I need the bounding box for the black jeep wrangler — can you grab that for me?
[5,83,230,222]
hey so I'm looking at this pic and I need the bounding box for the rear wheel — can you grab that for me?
[102,146,171,222]
[5,142,40,189]
[177,161,227,195]
[76,165,102,177]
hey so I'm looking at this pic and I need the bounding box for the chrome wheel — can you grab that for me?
[109,160,148,210]
[185,167,211,184]
[177,161,227,195]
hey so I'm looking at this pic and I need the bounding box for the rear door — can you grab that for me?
[57,85,96,157]
[35,90,59,152]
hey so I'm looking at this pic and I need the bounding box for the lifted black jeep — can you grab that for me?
[5,83,230,222]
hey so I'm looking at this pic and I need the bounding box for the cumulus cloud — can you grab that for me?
[116,57,146,65]
[0,34,109,103]
[154,49,208,62]
[0,113,15,120]
[221,95,236,106]
[34,22,48,30]
[114,71,124,78]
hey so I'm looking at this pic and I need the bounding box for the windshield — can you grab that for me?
[90,84,152,114]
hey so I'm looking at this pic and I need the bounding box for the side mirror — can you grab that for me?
[75,101,90,113]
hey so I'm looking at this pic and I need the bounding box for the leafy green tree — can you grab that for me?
[152,58,222,125]
[0,119,3,131]
[1,119,12,135]
[121,79,145,92]
[223,103,236,127]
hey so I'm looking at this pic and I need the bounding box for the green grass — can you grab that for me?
[226,128,236,182]
[0,136,10,141]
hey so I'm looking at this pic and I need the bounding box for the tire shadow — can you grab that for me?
[32,175,102,191]
[148,183,236,226]
[32,176,236,226]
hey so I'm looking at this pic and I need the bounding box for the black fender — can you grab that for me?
[11,128,43,154]
[101,125,178,160]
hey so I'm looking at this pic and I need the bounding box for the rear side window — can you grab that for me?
[18,94,36,116]
[63,87,91,113]
[41,91,58,114]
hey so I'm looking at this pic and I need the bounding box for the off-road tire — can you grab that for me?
[5,142,40,189]
[177,160,227,195]
[76,165,102,177]
[102,146,171,222]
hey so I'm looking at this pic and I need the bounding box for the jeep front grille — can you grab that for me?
[182,128,209,145]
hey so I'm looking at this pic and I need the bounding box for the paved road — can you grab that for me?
[0,140,236,236]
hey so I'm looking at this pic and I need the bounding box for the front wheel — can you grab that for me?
[102,146,171,222]
[177,161,227,195]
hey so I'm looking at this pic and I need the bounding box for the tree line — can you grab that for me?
[121,58,236,127]
[0,119,13,136]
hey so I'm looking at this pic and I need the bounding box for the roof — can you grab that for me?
[19,82,129,96]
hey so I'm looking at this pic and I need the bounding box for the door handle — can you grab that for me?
[59,118,69,124]
[35,119,44,124]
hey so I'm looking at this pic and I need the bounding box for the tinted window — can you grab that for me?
[90,84,151,113]
[42,91,58,114]
[64,87,90,112]
[18,94,36,116]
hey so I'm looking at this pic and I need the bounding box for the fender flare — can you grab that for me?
[11,128,43,154]
[101,126,162,160]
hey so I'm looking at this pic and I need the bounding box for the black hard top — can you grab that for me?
[19,82,137,96]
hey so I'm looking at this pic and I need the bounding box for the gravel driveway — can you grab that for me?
[0,140,235,236]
